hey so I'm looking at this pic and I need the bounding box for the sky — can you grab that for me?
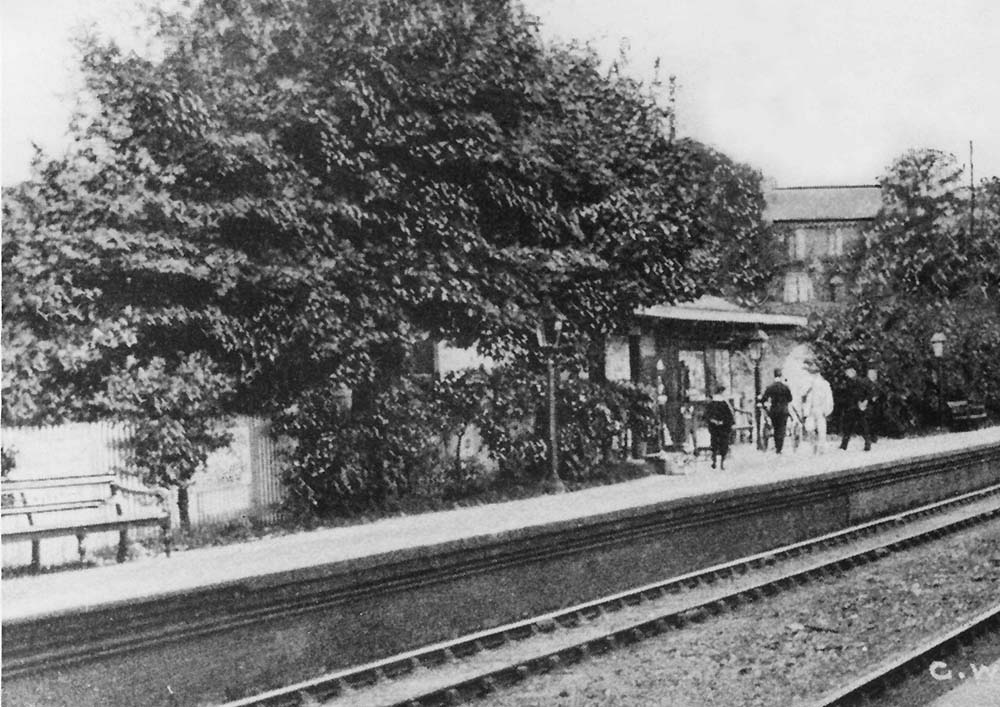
[3,0,999,187]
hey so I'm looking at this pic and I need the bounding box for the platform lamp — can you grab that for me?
[655,359,667,451]
[748,329,769,449]
[931,332,946,430]
[536,306,566,493]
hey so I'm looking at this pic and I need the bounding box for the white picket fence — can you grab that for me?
[1,417,287,568]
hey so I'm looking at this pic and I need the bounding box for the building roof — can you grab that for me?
[637,296,807,329]
[765,185,882,223]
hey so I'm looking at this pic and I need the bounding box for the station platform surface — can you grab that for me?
[4,426,1000,624]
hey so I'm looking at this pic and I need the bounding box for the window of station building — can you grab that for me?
[678,350,707,401]
[678,348,733,400]
[783,271,814,303]
[705,348,732,396]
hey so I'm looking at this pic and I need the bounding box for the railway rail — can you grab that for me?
[808,603,1000,706]
[221,482,1000,707]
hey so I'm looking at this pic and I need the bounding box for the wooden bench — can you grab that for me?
[731,404,754,444]
[946,400,988,431]
[1,473,171,571]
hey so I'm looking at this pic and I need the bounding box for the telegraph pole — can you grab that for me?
[970,140,975,237]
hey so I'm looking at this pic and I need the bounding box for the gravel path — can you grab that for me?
[476,518,1000,707]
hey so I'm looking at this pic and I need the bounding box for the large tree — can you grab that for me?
[4,0,753,424]
[807,148,1000,431]
[853,148,997,301]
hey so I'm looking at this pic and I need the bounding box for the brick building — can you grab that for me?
[764,185,882,306]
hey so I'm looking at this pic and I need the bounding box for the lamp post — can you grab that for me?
[748,329,769,450]
[655,359,667,451]
[931,332,946,430]
[537,310,566,493]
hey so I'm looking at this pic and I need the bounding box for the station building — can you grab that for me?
[606,296,805,452]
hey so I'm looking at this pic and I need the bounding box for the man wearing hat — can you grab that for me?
[760,368,793,454]
[840,366,872,451]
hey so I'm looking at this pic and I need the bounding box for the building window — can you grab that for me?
[829,228,844,256]
[794,229,808,260]
[679,350,706,401]
[706,348,732,396]
[829,275,844,302]
[783,272,814,303]
[788,230,808,260]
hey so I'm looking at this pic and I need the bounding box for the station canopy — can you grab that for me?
[636,295,807,330]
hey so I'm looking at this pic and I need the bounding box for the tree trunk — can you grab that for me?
[177,486,191,531]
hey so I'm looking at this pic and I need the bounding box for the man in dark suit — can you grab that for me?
[866,367,883,443]
[761,368,793,454]
[841,367,872,451]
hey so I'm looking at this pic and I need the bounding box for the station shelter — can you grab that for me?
[603,296,807,453]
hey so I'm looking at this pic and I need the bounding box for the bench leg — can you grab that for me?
[76,532,87,563]
[117,529,129,563]
[31,539,41,572]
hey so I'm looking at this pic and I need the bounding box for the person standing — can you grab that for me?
[761,368,793,454]
[706,385,735,470]
[840,366,872,451]
[866,368,883,443]
[802,366,835,454]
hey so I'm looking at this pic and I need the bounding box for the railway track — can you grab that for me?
[808,603,1000,706]
[222,483,1000,707]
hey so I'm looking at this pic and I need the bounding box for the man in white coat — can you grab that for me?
[802,365,835,454]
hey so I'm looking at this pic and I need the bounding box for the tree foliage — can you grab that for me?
[808,148,1000,432]
[807,297,1000,431]
[854,149,998,301]
[98,354,234,527]
[682,143,779,301]
[2,0,777,514]
[1,0,759,422]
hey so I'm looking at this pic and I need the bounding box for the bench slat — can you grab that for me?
[946,400,989,430]
[4,515,168,542]
[3,475,117,491]
[2,501,107,516]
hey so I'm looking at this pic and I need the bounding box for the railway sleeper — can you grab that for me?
[478,676,496,695]
[534,617,558,633]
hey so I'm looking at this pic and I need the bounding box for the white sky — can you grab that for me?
[3,0,999,187]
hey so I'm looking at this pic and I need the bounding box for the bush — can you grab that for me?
[274,378,448,516]
[807,297,1000,433]
[1,446,16,478]
[555,376,657,482]
[274,366,658,517]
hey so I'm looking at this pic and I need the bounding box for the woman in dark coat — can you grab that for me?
[706,385,736,469]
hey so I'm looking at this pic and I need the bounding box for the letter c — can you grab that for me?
[929,661,952,681]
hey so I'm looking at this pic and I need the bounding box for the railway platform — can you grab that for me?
[4,427,1000,707]
[7,428,1000,623]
